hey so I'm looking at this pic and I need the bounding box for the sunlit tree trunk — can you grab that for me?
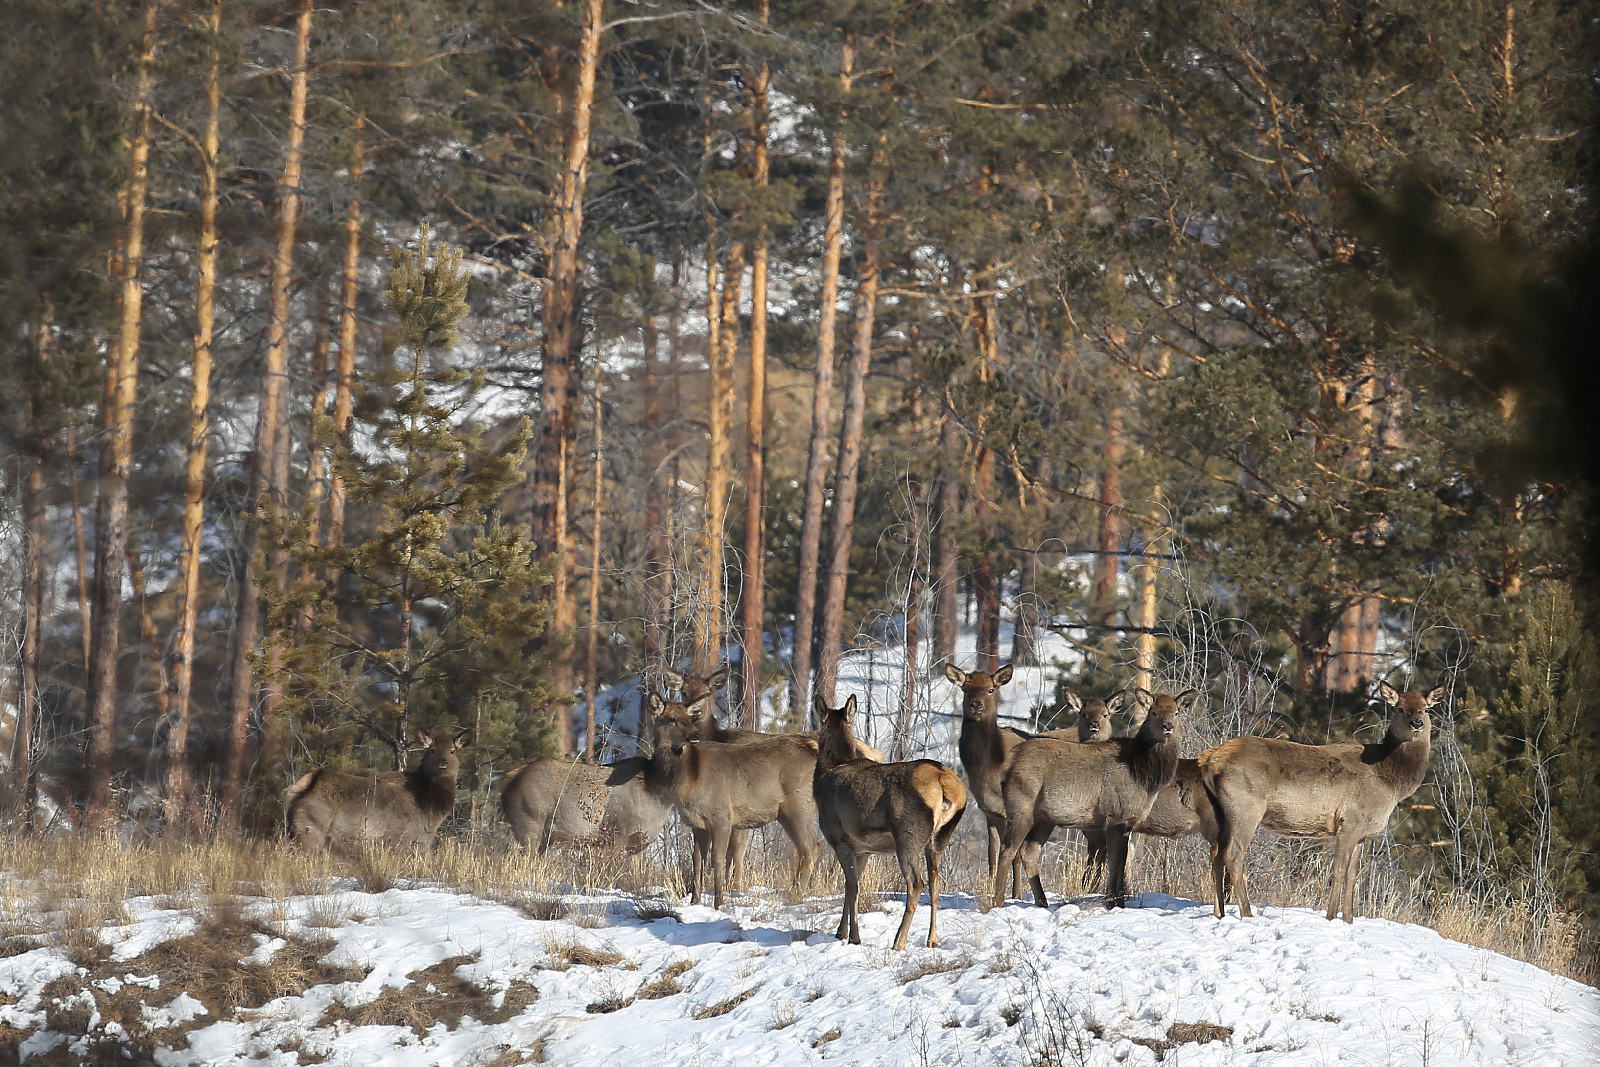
[326,117,364,545]
[221,0,311,823]
[165,0,223,826]
[740,10,771,728]
[817,177,884,704]
[932,414,961,664]
[534,0,604,751]
[790,38,852,725]
[584,379,605,762]
[1133,487,1163,694]
[86,0,160,818]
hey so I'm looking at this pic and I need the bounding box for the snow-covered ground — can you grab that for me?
[4,882,1594,1065]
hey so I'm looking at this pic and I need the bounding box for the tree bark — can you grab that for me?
[1133,487,1163,694]
[126,542,170,722]
[643,310,667,690]
[816,180,884,705]
[701,237,743,675]
[220,0,311,824]
[15,303,54,821]
[932,413,961,663]
[739,7,771,729]
[1094,404,1124,622]
[326,117,364,545]
[790,38,852,725]
[584,378,604,762]
[972,283,1000,672]
[533,0,603,749]
[86,0,160,818]
[893,393,927,762]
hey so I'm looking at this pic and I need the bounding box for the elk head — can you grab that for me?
[415,728,471,778]
[649,692,707,754]
[945,662,1014,724]
[1377,681,1446,743]
[663,665,731,701]
[1059,688,1121,741]
[1134,688,1197,742]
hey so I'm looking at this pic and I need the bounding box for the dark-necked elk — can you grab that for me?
[284,728,470,851]
[647,692,820,909]
[945,662,1030,896]
[1097,758,1224,904]
[1199,681,1446,923]
[813,695,966,949]
[499,757,670,853]
[993,689,1195,910]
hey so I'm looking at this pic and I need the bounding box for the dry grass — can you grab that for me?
[693,985,759,1020]
[318,956,539,1033]
[637,959,695,999]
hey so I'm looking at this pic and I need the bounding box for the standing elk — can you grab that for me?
[813,695,967,949]
[944,662,1031,897]
[1097,759,1224,904]
[284,728,470,851]
[647,692,821,909]
[499,757,670,853]
[1199,680,1447,922]
[993,688,1195,909]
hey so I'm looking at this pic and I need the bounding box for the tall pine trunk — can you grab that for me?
[643,309,667,704]
[1133,487,1163,693]
[701,236,743,675]
[15,304,54,821]
[584,379,604,761]
[932,414,961,663]
[790,39,852,724]
[534,0,603,751]
[739,7,771,729]
[326,117,364,545]
[893,393,927,762]
[971,282,1000,672]
[220,0,311,823]
[166,3,222,822]
[86,0,160,817]
[816,178,883,704]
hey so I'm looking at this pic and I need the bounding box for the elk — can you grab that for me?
[1057,688,1128,886]
[499,757,670,853]
[647,692,821,909]
[284,728,470,851]
[813,694,967,949]
[668,665,885,759]
[1200,681,1446,923]
[993,688,1195,910]
[1096,758,1224,903]
[944,662,1030,896]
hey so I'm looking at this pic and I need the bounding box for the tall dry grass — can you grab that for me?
[0,817,1590,986]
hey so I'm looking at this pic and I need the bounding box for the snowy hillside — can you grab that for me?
[4,882,1593,1065]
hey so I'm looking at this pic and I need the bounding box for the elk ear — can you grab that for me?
[1104,690,1128,713]
[944,663,967,686]
[844,693,857,718]
[453,729,473,748]
[1423,683,1448,709]
[1175,688,1199,710]
[706,666,731,692]
[814,693,829,715]
[994,664,1014,686]
[1377,681,1402,707]
[663,668,684,690]
[649,692,665,714]
[1133,688,1155,710]
[414,728,432,747]
[1060,688,1083,715]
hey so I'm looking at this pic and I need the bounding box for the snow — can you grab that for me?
[3,881,1593,1065]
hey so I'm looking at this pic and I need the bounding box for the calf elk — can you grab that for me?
[813,695,967,949]
[1200,681,1446,923]
[500,757,670,853]
[647,693,820,909]
[993,689,1195,909]
[284,728,470,852]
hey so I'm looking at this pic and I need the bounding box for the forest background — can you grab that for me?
[0,0,1596,942]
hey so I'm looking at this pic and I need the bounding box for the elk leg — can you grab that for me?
[925,843,943,949]
[1222,812,1260,918]
[1329,834,1361,923]
[688,826,709,905]
[1104,827,1131,908]
[1082,829,1107,890]
[776,810,818,894]
[1209,839,1228,918]
[832,841,855,940]
[1025,826,1052,908]
[710,821,731,910]
[893,842,922,951]
[726,828,749,890]
[987,820,1002,889]
[990,825,1022,911]
[1341,839,1363,923]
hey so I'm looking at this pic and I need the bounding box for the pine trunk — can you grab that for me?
[789,40,852,725]
[165,5,221,824]
[585,381,604,762]
[85,0,160,818]
[15,305,53,819]
[932,414,961,663]
[740,23,771,729]
[1094,405,1124,621]
[702,238,743,675]
[816,181,883,704]
[327,118,364,544]
[220,0,311,824]
[643,310,667,691]
[534,0,603,749]
[1133,487,1163,693]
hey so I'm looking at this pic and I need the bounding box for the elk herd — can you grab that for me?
[283,663,1449,948]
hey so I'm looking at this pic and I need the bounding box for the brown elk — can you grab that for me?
[499,757,670,853]
[1199,681,1446,923]
[813,695,967,949]
[647,692,821,909]
[992,688,1195,910]
[1059,688,1130,886]
[1096,758,1224,903]
[284,728,470,851]
[944,662,1031,896]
